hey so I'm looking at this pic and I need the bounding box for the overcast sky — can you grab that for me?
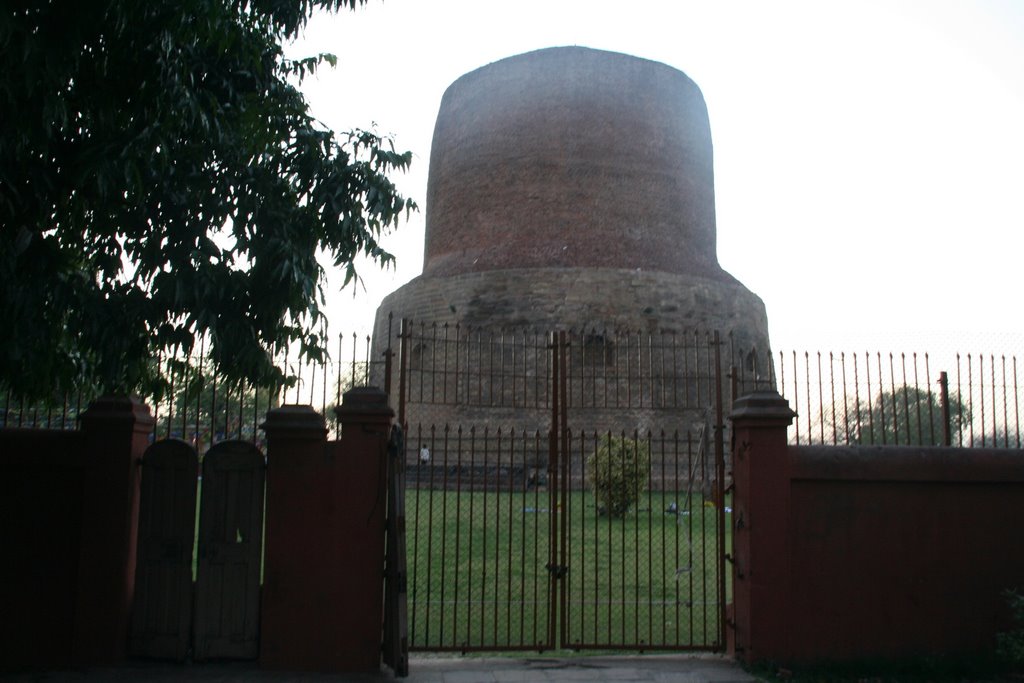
[287,0,1024,358]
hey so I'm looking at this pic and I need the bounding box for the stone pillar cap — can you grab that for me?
[729,390,797,422]
[80,395,155,429]
[334,386,394,420]
[261,405,327,433]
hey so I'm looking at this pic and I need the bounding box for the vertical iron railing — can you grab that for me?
[394,320,733,652]
[556,331,570,649]
[3,331,1017,453]
[397,321,557,651]
[559,427,724,650]
[771,350,1022,447]
[0,328,386,448]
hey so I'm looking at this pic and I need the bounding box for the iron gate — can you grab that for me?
[391,322,734,652]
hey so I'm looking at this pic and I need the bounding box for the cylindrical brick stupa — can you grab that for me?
[374,45,769,356]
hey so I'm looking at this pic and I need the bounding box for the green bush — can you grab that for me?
[586,434,650,518]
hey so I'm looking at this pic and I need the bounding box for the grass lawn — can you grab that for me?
[406,486,729,652]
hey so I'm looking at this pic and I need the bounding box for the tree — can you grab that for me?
[152,356,281,449]
[0,0,415,400]
[586,434,651,518]
[843,385,970,446]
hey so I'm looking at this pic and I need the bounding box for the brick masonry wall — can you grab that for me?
[423,47,724,282]
[0,429,86,670]
[731,410,1024,666]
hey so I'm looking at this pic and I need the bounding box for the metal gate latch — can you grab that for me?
[545,563,568,579]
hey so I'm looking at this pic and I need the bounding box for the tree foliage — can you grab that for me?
[843,384,970,446]
[155,356,280,448]
[586,434,651,518]
[0,0,415,400]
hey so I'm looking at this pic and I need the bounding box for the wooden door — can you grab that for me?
[130,439,199,660]
[193,440,265,660]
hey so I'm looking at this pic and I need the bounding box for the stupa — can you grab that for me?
[372,47,769,455]
[375,45,767,360]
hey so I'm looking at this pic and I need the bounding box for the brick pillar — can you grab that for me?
[332,388,393,671]
[72,396,155,667]
[259,405,330,670]
[260,388,392,673]
[729,390,796,665]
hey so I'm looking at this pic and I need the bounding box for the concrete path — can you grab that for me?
[3,655,761,682]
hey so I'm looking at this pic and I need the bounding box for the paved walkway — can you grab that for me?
[3,655,761,682]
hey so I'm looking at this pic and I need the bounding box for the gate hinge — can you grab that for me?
[384,570,407,593]
[545,563,568,579]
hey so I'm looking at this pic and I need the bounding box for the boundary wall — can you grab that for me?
[0,429,86,669]
[1,390,394,675]
[0,397,153,670]
[730,390,1024,667]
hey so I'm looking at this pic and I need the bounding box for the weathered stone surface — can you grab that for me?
[375,267,768,354]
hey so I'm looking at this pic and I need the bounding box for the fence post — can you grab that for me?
[729,389,796,665]
[333,388,394,671]
[939,371,952,446]
[72,395,155,667]
[259,404,330,670]
[260,389,393,673]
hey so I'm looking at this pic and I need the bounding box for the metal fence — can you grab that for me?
[0,331,378,449]
[769,350,1021,447]
[393,320,761,414]
[394,324,731,652]
[401,425,725,652]
[0,389,90,431]
[3,333,1018,453]
[560,428,725,651]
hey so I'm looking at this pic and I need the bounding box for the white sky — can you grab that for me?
[287,0,1024,358]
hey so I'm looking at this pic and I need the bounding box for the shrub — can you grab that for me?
[586,434,650,518]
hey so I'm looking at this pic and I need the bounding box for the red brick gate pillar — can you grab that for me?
[72,396,155,667]
[259,404,330,670]
[260,387,392,673]
[332,387,394,671]
[729,390,796,665]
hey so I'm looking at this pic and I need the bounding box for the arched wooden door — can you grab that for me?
[193,440,265,660]
[130,439,199,660]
